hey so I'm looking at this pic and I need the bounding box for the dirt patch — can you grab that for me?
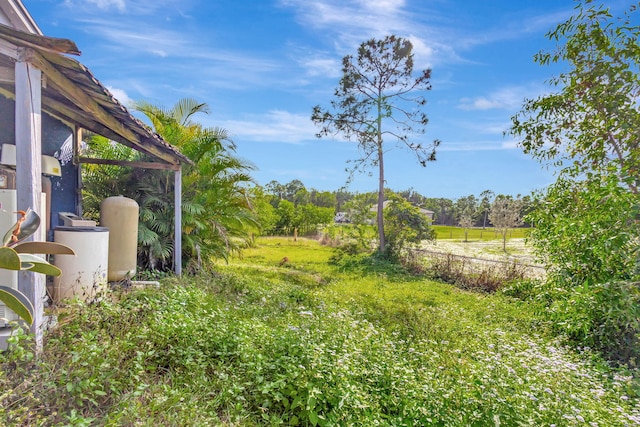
[423,238,538,265]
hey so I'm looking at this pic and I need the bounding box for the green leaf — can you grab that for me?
[3,209,40,247]
[18,254,62,276]
[309,411,318,427]
[13,241,75,255]
[0,246,21,270]
[0,285,34,325]
[19,262,34,270]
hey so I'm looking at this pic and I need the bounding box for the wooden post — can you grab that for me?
[15,48,44,349]
[73,126,83,215]
[174,166,182,276]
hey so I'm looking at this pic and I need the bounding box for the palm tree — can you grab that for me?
[83,98,259,272]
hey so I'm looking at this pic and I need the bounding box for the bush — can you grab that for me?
[383,195,435,260]
[426,253,528,293]
[549,281,640,367]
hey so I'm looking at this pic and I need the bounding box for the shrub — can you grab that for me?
[549,281,640,367]
[426,253,528,293]
[383,195,435,260]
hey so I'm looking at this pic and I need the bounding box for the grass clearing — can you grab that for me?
[432,225,529,241]
[1,237,638,426]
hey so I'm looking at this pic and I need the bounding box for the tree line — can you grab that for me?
[261,179,531,227]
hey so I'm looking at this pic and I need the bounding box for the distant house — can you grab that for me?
[417,207,435,221]
[369,200,435,221]
[334,211,350,223]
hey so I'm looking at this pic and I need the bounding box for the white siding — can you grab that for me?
[0,9,11,26]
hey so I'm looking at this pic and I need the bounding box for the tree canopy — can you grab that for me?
[312,35,440,254]
[83,98,259,272]
[509,0,640,365]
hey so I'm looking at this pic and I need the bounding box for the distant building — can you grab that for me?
[369,201,434,221]
[417,207,435,221]
[334,212,350,223]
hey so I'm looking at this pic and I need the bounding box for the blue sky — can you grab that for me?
[24,0,605,198]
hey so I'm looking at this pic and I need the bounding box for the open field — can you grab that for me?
[324,224,538,266]
[425,238,539,266]
[432,225,529,241]
[2,237,637,426]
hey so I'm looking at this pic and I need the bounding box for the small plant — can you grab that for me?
[426,252,528,292]
[0,209,74,325]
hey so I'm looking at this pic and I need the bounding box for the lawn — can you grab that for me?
[323,223,529,243]
[432,225,529,241]
[1,237,638,426]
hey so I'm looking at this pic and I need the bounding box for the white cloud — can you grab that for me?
[298,55,342,78]
[458,87,531,111]
[278,0,467,70]
[65,0,194,15]
[70,0,126,11]
[501,140,520,150]
[151,49,168,58]
[106,86,133,107]
[216,111,320,144]
[357,0,405,13]
[437,139,519,152]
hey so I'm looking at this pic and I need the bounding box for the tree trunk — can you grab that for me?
[376,94,385,254]
[377,142,385,253]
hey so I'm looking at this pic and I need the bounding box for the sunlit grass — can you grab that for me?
[432,225,529,241]
[2,236,638,426]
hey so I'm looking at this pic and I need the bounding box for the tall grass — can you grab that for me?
[1,237,638,426]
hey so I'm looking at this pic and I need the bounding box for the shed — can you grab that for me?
[0,0,190,347]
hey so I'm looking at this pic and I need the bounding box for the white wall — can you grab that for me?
[0,9,11,26]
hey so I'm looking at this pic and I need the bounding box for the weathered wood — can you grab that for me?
[79,157,180,171]
[39,93,168,160]
[20,49,181,166]
[0,88,186,170]
[0,37,17,58]
[27,50,139,142]
[0,22,79,55]
[14,57,44,350]
[0,1,42,35]
[74,126,82,216]
[0,65,13,83]
[0,26,190,167]
[174,167,182,276]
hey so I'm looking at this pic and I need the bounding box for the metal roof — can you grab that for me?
[0,22,191,166]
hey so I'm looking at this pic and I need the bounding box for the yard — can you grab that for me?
[1,237,638,426]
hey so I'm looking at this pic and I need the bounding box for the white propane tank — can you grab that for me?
[52,226,109,302]
[100,196,139,281]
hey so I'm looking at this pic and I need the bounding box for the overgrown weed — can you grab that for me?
[425,252,528,292]
[2,238,639,425]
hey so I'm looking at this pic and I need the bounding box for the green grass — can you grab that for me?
[1,237,638,426]
[322,223,529,242]
[432,225,529,241]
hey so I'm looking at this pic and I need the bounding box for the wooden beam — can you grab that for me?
[78,157,179,171]
[24,49,137,141]
[0,65,14,83]
[0,37,18,59]
[74,126,83,216]
[35,52,187,165]
[0,23,79,55]
[15,58,44,350]
[39,93,164,160]
[174,166,182,276]
[20,48,180,165]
